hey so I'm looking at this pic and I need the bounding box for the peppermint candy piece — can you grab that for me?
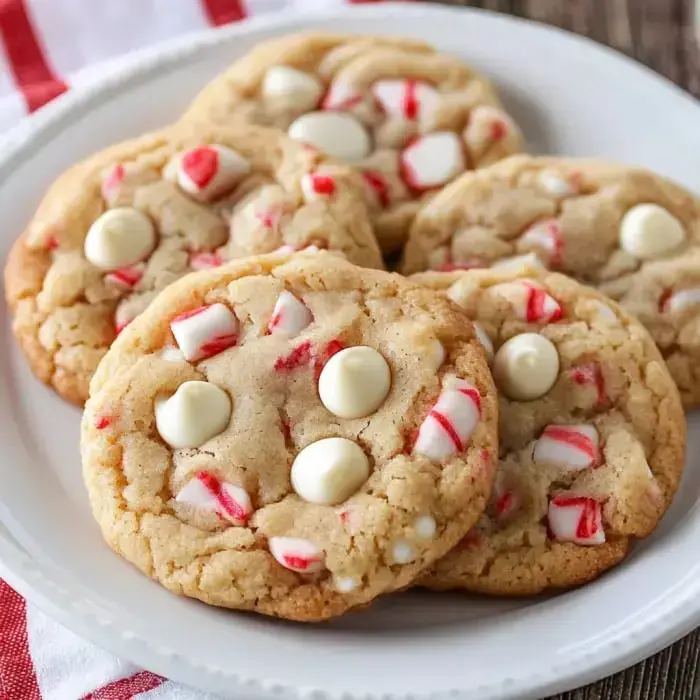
[492,473,521,519]
[519,219,563,266]
[372,79,440,124]
[176,145,250,202]
[261,66,323,112]
[661,288,700,314]
[104,263,145,291]
[268,290,313,335]
[570,362,608,407]
[361,170,390,208]
[170,303,239,362]
[114,300,135,334]
[300,172,336,202]
[269,537,324,573]
[493,332,560,401]
[100,163,126,205]
[490,280,563,323]
[176,472,253,525]
[619,204,685,260]
[155,380,231,449]
[321,81,363,111]
[189,250,223,270]
[413,378,481,461]
[291,437,370,505]
[84,208,156,271]
[533,424,599,471]
[288,112,371,162]
[400,132,466,191]
[318,346,391,419]
[490,252,546,273]
[548,495,605,545]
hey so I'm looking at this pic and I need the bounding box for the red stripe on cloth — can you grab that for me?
[81,670,164,700]
[0,0,67,112]
[200,0,247,26]
[0,581,41,700]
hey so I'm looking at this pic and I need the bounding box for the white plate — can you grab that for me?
[1,4,700,699]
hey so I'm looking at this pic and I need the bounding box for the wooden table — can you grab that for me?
[430,1,700,698]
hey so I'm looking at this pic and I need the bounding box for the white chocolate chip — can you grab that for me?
[288,111,371,162]
[428,339,446,371]
[262,66,323,112]
[318,346,391,419]
[291,437,370,505]
[472,322,494,364]
[619,204,685,259]
[159,346,186,363]
[414,515,437,539]
[391,540,416,564]
[493,333,560,401]
[155,381,231,449]
[84,208,156,270]
[538,169,577,196]
[334,576,358,593]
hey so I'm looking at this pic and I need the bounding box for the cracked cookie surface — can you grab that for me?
[412,267,685,595]
[4,123,382,406]
[402,155,700,406]
[82,252,498,621]
[182,32,524,254]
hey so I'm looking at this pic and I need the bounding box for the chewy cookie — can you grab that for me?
[411,267,685,595]
[402,155,700,406]
[183,33,524,254]
[4,123,383,405]
[82,252,498,621]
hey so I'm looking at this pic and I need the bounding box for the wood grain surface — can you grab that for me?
[429,1,700,699]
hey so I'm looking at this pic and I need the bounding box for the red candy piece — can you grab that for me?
[571,362,608,407]
[361,170,390,208]
[197,471,252,525]
[181,147,219,189]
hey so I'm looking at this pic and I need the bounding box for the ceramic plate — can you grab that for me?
[1,4,700,699]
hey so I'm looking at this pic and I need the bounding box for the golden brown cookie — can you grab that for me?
[402,155,700,406]
[412,267,685,595]
[82,252,498,621]
[4,122,383,405]
[182,32,524,254]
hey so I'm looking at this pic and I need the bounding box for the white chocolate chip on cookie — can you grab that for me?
[262,66,323,112]
[84,208,156,270]
[291,437,370,506]
[155,380,232,449]
[288,111,371,162]
[493,332,559,401]
[318,346,391,419]
[619,204,685,259]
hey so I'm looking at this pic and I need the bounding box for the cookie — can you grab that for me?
[182,32,524,254]
[401,155,700,406]
[411,267,685,595]
[4,122,383,405]
[82,251,498,621]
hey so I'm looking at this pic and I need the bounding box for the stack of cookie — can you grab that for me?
[3,33,689,621]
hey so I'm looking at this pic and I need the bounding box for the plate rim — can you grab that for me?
[1,3,700,699]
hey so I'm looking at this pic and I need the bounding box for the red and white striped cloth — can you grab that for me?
[0,1,384,698]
